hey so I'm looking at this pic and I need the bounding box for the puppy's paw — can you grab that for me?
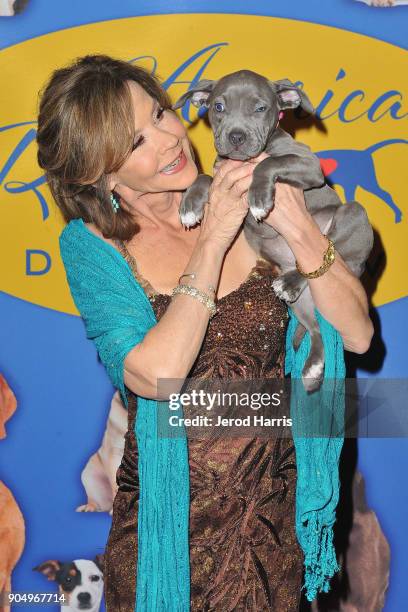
[179,195,206,228]
[248,180,275,221]
[272,270,306,303]
[179,207,203,228]
[179,174,212,228]
[302,359,324,393]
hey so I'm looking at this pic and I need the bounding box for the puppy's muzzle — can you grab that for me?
[229,130,247,146]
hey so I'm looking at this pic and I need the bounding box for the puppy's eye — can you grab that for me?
[214,102,225,113]
[255,106,267,112]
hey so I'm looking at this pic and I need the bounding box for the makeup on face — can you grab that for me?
[111,82,198,198]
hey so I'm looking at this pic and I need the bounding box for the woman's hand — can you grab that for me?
[259,178,374,354]
[198,159,255,252]
[261,182,313,242]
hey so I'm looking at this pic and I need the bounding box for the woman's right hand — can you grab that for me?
[198,159,256,252]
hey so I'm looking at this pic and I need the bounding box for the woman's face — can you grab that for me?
[109,80,198,197]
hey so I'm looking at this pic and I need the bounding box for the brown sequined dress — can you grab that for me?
[103,253,304,612]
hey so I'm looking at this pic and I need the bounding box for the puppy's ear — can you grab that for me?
[32,560,62,579]
[172,80,216,110]
[269,79,314,115]
[94,554,105,574]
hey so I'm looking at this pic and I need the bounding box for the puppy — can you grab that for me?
[174,70,374,392]
[76,391,127,515]
[33,557,104,612]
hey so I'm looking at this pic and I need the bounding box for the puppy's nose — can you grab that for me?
[229,131,246,146]
[77,592,91,604]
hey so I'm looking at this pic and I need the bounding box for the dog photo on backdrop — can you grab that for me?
[0,0,30,16]
[355,0,408,6]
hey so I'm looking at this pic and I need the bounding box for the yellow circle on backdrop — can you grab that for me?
[0,15,406,314]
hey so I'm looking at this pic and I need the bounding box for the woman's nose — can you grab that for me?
[157,128,180,154]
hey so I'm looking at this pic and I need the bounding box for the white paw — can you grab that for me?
[272,278,284,295]
[249,206,267,221]
[272,277,300,303]
[180,211,201,227]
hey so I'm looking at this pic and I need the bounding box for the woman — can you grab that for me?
[36,55,373,611]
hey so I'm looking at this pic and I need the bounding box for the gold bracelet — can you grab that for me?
[171,284,218,319]
[178,272,216,295]
[295,235,336,279]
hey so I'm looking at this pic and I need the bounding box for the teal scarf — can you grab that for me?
[60,218,344,608]
[60,219,190,610]
[285,308,345,602]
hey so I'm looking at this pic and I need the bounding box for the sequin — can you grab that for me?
[103,257,302,612]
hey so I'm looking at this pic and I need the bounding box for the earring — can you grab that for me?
[110,192,120,213]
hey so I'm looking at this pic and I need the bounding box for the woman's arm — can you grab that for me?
[126,160,258,398]
[263,183,374,354]
[124,240,225,398]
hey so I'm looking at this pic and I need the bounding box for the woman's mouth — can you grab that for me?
[160,150,187,175]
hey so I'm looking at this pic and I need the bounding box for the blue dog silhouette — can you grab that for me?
[317,139,407,224]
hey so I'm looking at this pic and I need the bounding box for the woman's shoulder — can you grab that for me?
[59,217,85,245]
[59,218,107,267]
[60,218,112,252]
[59,217,132,287]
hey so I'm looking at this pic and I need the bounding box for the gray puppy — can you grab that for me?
[173,70,374,392]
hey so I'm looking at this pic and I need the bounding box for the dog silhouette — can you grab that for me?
[317,139,407,223]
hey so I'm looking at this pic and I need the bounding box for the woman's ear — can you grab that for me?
[106,174,117,193]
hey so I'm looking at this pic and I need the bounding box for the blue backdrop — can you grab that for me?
[0,1,407,611]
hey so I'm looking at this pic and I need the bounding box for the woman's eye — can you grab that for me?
[131,106,165,151]
[132,135,145,151]
[214,102,225,113]
[255,106,267,112]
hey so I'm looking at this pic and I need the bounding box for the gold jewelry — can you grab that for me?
[172,284,218,319]
[178,272,216,295]
[295,235,336,279]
